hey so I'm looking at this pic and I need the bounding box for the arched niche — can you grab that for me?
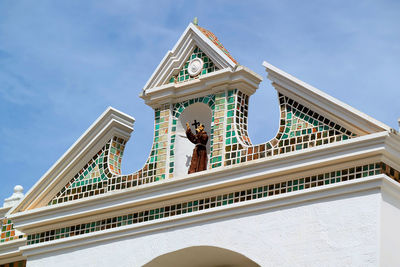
[143,246,260,267]
[174,102,212,177]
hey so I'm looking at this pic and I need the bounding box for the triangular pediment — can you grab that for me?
[168,46,219,84]
[10,108,134,213]
[263,61,391,135]
[142,23,238,92]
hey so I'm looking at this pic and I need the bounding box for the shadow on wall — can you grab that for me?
[143,245,260,267]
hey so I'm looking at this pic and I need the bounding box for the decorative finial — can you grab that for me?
[3,185,24,208]
[193,17,198,26]
[14,185,23,194]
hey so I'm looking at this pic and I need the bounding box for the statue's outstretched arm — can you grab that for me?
[186,125,196,144]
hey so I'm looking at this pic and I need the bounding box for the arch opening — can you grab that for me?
[174,103,212,177]
[143,246,260,267]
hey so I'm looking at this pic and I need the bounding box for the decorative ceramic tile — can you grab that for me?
[209,92,226,168]
[0,218,25,243]
[169,46,218,84]
[129,104,170,184]
[196,26,238,64]
[0,260,26,267]
[50,105,172,205]
[50,142,110,205]
[29,162,394,245]
[224,90,356,166]
[381,162,400,181]
[233,90,252,146]
[49,85,361,205]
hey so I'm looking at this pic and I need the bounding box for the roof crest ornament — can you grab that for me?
[3,185,24,208]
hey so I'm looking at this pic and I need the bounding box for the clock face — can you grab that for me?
[188,58,204,77]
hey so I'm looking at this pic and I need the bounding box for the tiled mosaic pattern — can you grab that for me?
[0,260,26,267]
[45,22,365,206]
[0,219,25,243]
[209,92,226,168]
[105,106,170,189]
[107,138,124,176]
[50,106,172,205]
[50,87,359,205]
[169,46,218,84]
[381,162,400,182]
[196,25,238,64]
[232,90,252,146]
[47,21,362,206]
[169,95,216,176]
[224,90,356,166]
[50,144,109,205]
[28,162,392,245]
[123,105,170,185]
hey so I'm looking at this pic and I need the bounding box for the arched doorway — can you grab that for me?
[174,103,212,177]
[143,246,260,267]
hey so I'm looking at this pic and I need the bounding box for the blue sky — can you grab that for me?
[1,0,399,202]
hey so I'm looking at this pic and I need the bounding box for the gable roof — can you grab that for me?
[196,25,238,64]
[263,61,391,135]
[10,107,134,213]
[142,23,238,92]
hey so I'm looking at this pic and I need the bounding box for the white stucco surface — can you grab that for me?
[380,187,400,266]
[26,189,381,267]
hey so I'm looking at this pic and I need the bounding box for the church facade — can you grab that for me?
[1,22,400,266]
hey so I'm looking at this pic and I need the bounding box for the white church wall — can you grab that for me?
[25,189,380,267]
[380,183,400,266]
[2,20,399,267]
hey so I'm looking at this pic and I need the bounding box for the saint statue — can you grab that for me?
[186,121,208,174]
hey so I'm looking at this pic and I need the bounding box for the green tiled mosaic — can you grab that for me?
[49,86,361,205]
[49,84,364,206]
[209,92,226,168]
[125,105,170,184]
[224,90,356,166]
[50,139,116,205]
[50,105,172,205]
[29,162,394,245]
[232,90,251,146]
[106,106,170,189]
[169,46,218,84]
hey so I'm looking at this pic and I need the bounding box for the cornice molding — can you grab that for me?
[263,61,391,135]
[11,107,135,213]
[19,175,396,258]
[0,239,26,265]
[141,66,262,108]
[9,131,400,232]
[0,207,11,218]
[143,23,238,91]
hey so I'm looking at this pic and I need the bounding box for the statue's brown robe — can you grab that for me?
[186,128,208,174]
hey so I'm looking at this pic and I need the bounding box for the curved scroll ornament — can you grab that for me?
[224,89,356,166]
[49,88,357,206]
